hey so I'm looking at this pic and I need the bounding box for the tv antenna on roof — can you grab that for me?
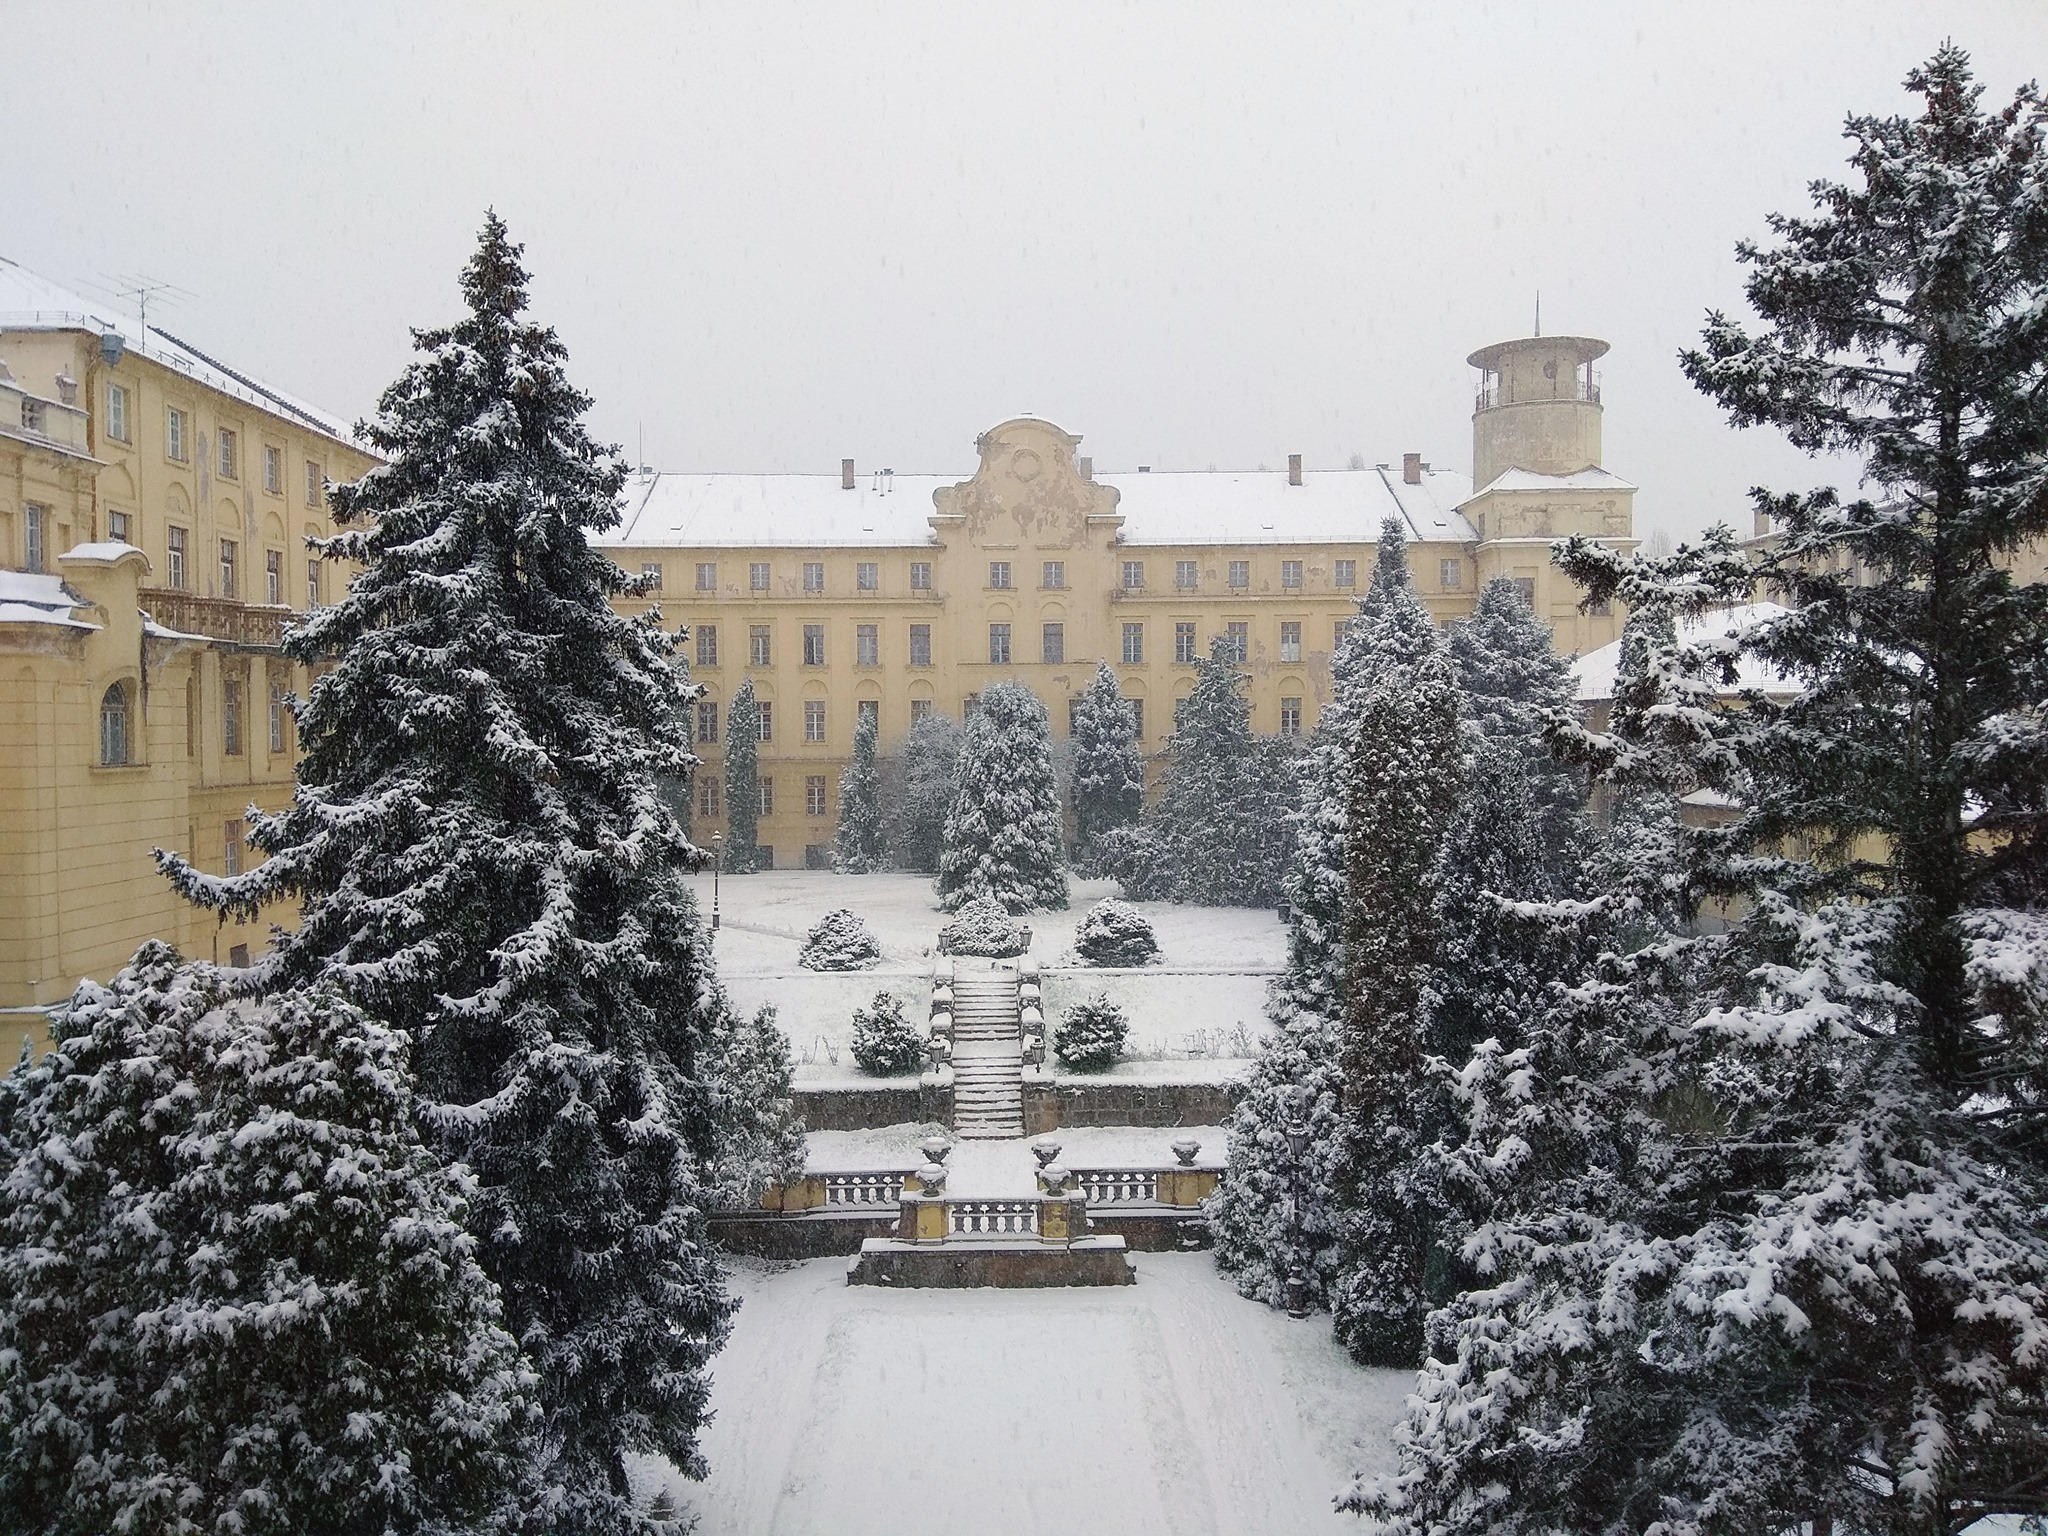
[84,273,196,353]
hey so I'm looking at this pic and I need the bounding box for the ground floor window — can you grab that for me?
[805,774,827,816]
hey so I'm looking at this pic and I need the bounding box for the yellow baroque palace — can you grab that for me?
[0,258,377,1040]
[594,332,1636,870]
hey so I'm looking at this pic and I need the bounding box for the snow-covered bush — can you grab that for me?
[850,991,927,1076]
[1054,995,1130,1071]
[799,908,884,970]
[1074,898,1159,967]
[0,945,535,1533]
[937,895,1030,958]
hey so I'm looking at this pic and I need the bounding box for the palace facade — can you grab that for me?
[596,332,1637,868]
[0,258,377,1031]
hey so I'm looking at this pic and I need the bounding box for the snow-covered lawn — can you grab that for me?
[690,869,1288,974]
[654,1252,1410,1534]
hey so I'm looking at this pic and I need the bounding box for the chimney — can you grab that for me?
[1402,452,1422,485]
[841,457,855,490]
[1077,456,1092,480]
[1287,453,1302,487]
[1138,465,1151,474]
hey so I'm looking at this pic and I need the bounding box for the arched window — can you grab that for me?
[99,682,131,766]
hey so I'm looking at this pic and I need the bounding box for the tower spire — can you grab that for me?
[1534,290,1541,337]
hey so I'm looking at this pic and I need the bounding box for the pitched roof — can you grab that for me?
[1463,465,1636,502]
[1571,602,1798,703]
[0,256,359,448]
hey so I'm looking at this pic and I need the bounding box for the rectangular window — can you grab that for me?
[1439,558,1463,590]
[1122,560,1145,590]
[168,526,188,589]
[988,561,1011,590]
[804,700,826,743]
[750,561,771,591]
[696,561,717,592]
[858,698,879,730]
[909,624,932,667]
[909,561,932,591]
[696,625,718,667]
[964,693,979,717]
[642,562,664,592]
[803,561,825,593]
[1225,621,1248,662]
[696,700,719,743]
[218,428,238,479]
[1042,560,1065,589]
[220,539,238,599]
[306,459,322,506]
[264,444,282,495]
[167,407,187,462]
[909,698,933,724]
[805,775,827,816]
[856,623,879,666]
[988,623,1011,664]
[1280,621,1302,663]
[307,560,321,609]
[1129,699,1144,740]
[1334,558,1357,588]
[758,701,773,742]
[223,677,245,757]
[1228,559,1250,589]
[1280,697,1303,736]
[802,623,825,666]
[1589,596,1613,617]
[1122,622,1144,666]
[105,382,128,442]
[23,504,44,572]
[108,510,130,543]
[1175,559,1198,590]
[1281,559,1303,589]
[1175,621,1198,664]
[224,821,242,877]
[856,561,878,592]
[749,624,772,667]
[265,549,283,605]
[698,776,722,820]
[269,678,287,754]
[1512,576,1537,606]
[758,777,774,816]
[1042,622,1064,664]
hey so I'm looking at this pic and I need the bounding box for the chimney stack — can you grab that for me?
[1402,452,1422,485]
[1287,453,1302,487]
[1077,455,1092,480]
[841,457,855,490]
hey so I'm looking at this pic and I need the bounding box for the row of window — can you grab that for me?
[95,668,294,767]
[113,387,326,505]
[685,616,1330,671]
[154,526,321,605]
[641,554,1467,596]
[693,774,830,820]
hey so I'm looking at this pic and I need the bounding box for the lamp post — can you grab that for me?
[711,831,723,932]
[1283,1115,1312,1320]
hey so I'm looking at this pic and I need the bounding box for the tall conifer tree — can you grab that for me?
[937,682,1068,912]
[158,216,737,1528]
[1070,660,1145,869]
[723,679,761,873]
[891,711,963,873]
[834,706,887,871]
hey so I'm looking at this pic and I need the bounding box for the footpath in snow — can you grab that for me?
[652,1252,1412,1535]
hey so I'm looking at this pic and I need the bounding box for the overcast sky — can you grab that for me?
[9,2,2042,539]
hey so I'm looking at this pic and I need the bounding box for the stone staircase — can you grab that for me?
[949,965,1024,1139]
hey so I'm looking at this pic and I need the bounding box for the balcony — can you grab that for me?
[139,587,291,649]
[1474,373,1601,412]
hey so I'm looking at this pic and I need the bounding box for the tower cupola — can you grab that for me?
[1467,334,1608,489]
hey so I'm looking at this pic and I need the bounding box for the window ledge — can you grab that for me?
[90,761,151,775]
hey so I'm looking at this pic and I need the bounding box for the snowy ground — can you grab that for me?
[690,869,1288,974]
[651,1252,1411,1535]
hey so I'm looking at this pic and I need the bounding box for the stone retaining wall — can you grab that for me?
[791,1079,952,1131]
[1022,1076,1238,1134]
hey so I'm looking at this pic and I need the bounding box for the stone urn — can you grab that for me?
[919,1134,953,1166]
[1170,1136,1202,1167]
[916,1160,948,1196]
[1030,1136,1062,1169]
[1040,1163,1073,1196]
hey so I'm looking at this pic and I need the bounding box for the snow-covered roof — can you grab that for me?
[61,540,148,566]
[1573,602,1798,703]
[0,569,97,631]
[1463,466,1637,503]
[597,466,1477,550]
[0,256,359,448]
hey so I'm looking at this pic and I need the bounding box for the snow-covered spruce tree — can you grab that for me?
[1123,634,1294,905]
[698,995,804,1209]
[889,710,963,873]
[1329,653,1463,1366]
[1070,661,1144,872]
[1278,517,1442,1013]
[1446,575,1590,879]
[723,679,762,874]
[1355,50,2048,1534]
[1074,897,1160,967]
[850,991,927,1077]
[155,216,738,1526]
[798,908,883,971]
[0,945,534,1535]
[833,706,887,872]
[937,681,1068,913]
[1054,995,1131,1072]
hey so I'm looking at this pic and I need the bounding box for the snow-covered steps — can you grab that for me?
[949,964,1024,1139]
